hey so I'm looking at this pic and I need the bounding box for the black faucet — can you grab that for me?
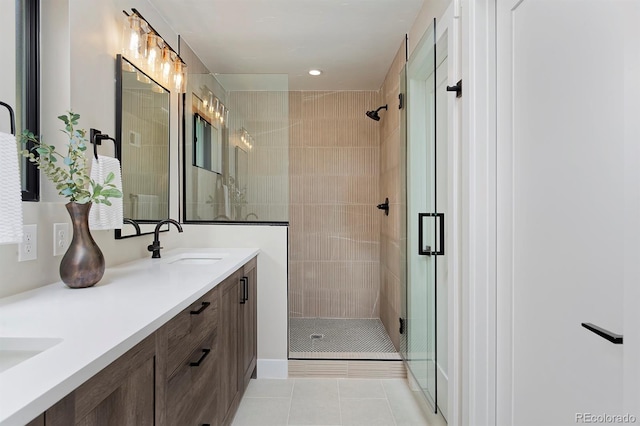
[122,218,141,235]
[147,219,183,258]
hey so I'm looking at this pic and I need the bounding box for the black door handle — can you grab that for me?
[581,323,623,344]
[418,213,445,256]
[243,276,249,302]
[189,348,211,367]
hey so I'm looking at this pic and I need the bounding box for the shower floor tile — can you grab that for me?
[289,318,399,359]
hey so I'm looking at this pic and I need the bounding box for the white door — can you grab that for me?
[496,1,640,425]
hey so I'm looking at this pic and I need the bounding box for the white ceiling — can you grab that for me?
[147,0,425,90]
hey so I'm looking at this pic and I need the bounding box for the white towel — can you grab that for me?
[0,132,23,245]
[89,155,123,230]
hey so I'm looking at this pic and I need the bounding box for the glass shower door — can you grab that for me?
[402,19,439,411]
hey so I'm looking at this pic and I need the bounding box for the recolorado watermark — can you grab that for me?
[576,413,637,424]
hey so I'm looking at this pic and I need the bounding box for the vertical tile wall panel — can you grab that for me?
[289,91,381,319]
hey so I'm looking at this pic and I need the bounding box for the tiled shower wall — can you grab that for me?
[289,91,382,319]
[378,40,407,350]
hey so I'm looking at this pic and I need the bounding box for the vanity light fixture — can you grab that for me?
[238,128,253,151]
[198,87,229,127]
[214,98,221,119]
[308,69,322,76]
[122,8,187,93]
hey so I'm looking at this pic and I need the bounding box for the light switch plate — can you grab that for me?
[53,223,70,256]
[18,224,37,262]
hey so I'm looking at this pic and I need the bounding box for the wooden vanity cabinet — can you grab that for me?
[165,330,219,426]
[31,257,257,426]
[165,287,219,376]
[218,269,244,425]
[239,257,257,390]
[162,284,221,426]
[44,334,156,426]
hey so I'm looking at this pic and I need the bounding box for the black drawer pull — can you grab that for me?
[581,322,623,344]
[190,301,210,315]
[190,348,211,367]
[240,277,248,304]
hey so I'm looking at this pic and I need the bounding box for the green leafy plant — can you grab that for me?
[19,112,123,205]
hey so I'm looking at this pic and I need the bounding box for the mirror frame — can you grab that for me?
[17,0,40,201]
[193,111,222,175]
[114,54,170,239]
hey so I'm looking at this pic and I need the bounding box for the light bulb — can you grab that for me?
[161,48,174,86]
[146,34,162,74]
[125,15,144,59]
[173,60,186,93]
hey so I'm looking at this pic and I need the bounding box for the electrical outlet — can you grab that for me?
[18,224,37,262]
[53,223,70,256]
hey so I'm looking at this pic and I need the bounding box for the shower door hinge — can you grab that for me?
[398,93,404,109]
[399,317,405,335]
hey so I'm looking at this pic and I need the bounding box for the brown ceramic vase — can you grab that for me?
[59,202,105,288]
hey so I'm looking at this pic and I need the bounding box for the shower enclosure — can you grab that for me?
[288,91,399,361]
[402,19,449,418]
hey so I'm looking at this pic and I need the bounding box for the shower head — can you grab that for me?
[365,104,388,121]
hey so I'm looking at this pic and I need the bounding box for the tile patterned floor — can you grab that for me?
[231,378,447,426]
[290,318,397,354]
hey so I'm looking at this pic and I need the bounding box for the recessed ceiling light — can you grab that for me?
[308,69,322,76]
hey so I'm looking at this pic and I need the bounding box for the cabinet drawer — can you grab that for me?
[166,288,218,376]
[167,331,219,426]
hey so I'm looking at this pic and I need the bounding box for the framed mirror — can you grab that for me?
[193,110,222,174]
[115,54,170,239]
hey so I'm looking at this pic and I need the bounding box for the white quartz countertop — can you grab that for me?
[0,247,259,426]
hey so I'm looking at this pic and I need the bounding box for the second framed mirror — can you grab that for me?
[115,54,170,239]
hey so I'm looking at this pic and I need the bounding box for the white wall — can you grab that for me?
[179,225,289,374]
[0,0,290,374]
[408,0,452,58]
[0,0,182,299]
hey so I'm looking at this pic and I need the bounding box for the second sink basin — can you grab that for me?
[0,337,63,373]
[164,252,227,265]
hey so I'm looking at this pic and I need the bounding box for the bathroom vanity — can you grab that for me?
[0,248,258,426]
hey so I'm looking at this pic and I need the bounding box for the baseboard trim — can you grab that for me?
[257,359,288,379]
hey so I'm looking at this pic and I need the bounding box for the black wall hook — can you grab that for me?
[446,79,462,98]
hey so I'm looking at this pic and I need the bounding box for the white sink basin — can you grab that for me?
[165,252,227,265]
[0,337,63,373]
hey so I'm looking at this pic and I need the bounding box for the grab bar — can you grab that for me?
[581,322,623,344]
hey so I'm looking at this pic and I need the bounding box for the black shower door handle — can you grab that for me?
[581,322,623,344]
[418,213,444,256]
